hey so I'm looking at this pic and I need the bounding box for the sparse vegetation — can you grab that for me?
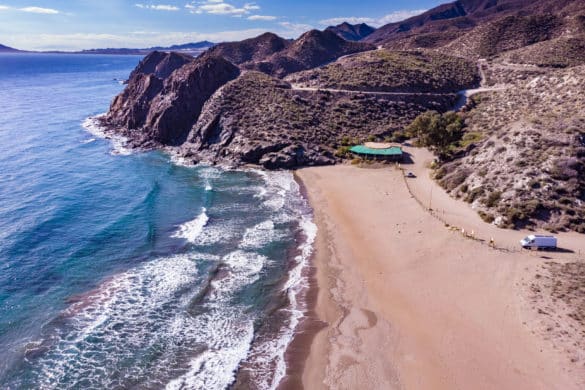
[285,50,479,93]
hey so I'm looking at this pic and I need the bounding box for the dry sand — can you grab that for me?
[294,160,584,390]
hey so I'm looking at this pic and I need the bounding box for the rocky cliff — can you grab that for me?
[104,52,240,146]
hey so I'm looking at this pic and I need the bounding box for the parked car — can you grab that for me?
[520,235,557,250]
[405,172,416,178]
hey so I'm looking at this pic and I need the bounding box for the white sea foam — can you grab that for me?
[240,220,281,249]
[172,208,209,243]
[30,164,316,389]
[31,250,269,390]
[82,115,133,156]
[33,253,208,388]
[231,169,317,390]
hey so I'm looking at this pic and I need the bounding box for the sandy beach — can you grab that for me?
[294,152,584,389]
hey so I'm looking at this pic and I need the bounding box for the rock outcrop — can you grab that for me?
[105,52,240,145]
[127,51,193,81]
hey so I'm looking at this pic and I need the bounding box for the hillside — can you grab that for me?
[325,22,376,41]
[363,0,584,52]
[203,30,375,78]
[434,61,585,232]
[182,71,455,168]
[104,49,456,168]
[440,13,566,59]
[497,37,585,68]
[285,49,479,93]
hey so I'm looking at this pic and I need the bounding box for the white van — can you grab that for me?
[520,235,557,250]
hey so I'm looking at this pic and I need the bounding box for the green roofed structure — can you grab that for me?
[349,144,403,162]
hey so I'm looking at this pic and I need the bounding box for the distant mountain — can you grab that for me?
[0,44,22,53]
[0,41,214,55]
[150,41,214,51]
[325,22,376,41]
[79,41,215,56]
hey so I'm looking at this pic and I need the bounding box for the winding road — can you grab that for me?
[289,59,510,111]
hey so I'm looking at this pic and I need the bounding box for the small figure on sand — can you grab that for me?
[489,237,495,247]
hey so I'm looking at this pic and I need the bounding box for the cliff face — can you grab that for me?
[105,52,240,146]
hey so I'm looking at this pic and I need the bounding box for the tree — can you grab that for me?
[405,110,464,157]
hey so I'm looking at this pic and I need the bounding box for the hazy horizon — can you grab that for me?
[0,0,441,51]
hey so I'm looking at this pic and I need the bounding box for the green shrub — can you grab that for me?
[478,211,495,223]
[465,186,485,203]
[484,191,502,208]
[335,147,351,158]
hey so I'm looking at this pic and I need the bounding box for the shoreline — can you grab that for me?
[276,171,327,390]
[294,163,583,389]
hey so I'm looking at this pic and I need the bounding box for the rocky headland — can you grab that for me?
[101,0,585,229]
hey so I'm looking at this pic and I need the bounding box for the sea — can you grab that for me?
[0,53,315,389]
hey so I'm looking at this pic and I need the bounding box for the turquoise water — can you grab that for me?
[0,53,314,389]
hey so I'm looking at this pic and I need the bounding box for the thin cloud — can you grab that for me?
[20,6,60,14]
[135,4,180,11]
[247,15,277,21]
[186,1,259,16]
[278,21,314,36]
[320,9,426,28]
[0,5,60,14]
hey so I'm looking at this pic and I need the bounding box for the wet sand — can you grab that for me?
[294,163,582,390]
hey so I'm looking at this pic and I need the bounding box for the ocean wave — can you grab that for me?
[232,169,317,389]
[172,208,209,243]
[240,220,282,249]
[24,251,267,390]
[81,115,133,156]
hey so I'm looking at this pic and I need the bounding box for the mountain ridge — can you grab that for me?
[326,22,376,41]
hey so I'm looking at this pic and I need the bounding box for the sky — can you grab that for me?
[0,0,444,50]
